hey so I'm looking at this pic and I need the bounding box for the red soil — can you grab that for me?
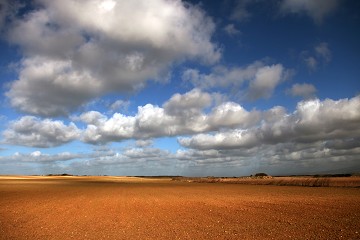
[0,176,359,239]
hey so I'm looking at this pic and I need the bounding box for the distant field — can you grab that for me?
[0,176,359,239]
[173,176,360,187]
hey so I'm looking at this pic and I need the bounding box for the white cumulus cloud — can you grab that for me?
[246,64,286,100]
[179,95,360,150]
[5,0,220,117]
[163,88,212,116]
[182,61,263,89]
[182,61,291,100]
[80,89,260,144]
[3,116,80,147]
[183,61,290,100]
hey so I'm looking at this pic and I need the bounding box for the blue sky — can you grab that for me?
[0,0,359,176]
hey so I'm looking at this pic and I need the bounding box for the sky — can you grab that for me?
[0,0,359,176]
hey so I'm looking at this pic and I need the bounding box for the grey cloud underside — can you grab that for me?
[66,146,173,170]
[0,0,22,30]
[175,142,360,171]
[0,151,82,163]
[287,83,317,99]
[5,0,220,117]
[3,142,357,175]
[0,0,9,30]
[0,146,171,170]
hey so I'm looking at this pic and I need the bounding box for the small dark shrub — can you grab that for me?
[255,173,268,177]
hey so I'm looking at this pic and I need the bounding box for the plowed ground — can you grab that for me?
[0,176,359,239]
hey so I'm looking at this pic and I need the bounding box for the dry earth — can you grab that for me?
[175,176,360,187]
[0,176,359,239]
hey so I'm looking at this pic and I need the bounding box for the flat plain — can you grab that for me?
[0,176,359,239]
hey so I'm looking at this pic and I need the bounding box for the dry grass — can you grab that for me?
[173,176,360,187]
[1,176,359,239]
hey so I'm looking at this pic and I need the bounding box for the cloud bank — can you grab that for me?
[4,90,360,157]
[179,96,360,150]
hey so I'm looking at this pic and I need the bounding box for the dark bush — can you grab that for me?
[255,173,268,177]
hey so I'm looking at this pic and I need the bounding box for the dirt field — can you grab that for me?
[174,176,360,187]
[0,176,359,239]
